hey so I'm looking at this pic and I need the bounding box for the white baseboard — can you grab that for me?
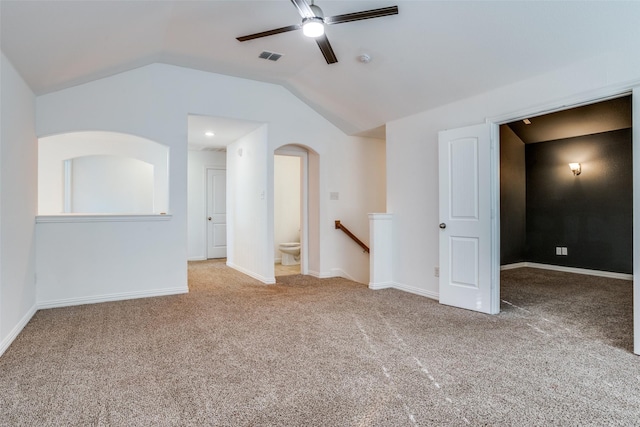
[307,270,335,279]
[368,280,439,301]
[226,261,276,284]
[188,256,207,261]
[500,262,527,271]
[330,268,362,283]
[392,282,439,301]
[306,269,365,284]
[369,281,394,290]
[37,286,189,310]
[501,262,633,281]
[0,304,37,358]
[302,267,438,298]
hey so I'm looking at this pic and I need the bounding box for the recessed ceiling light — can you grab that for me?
[205,131,215,137]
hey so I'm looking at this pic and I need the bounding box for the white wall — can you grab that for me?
[274,155,301,261]
[38,131,169,214]
[36,67,191,307]
[187,149,226,260]
[227,125,273,282]
[387,51,640,299]
[0,53,37,355]
[35,62,384,304]
[71,155,154,213]
[324,136,386,282]
[36,217,183,306]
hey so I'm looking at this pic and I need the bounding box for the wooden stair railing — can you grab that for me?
[335,220,370,253]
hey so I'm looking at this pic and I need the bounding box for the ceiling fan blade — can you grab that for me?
[316,34,337,64]
[237,24,302,42]
[290,0,315,18]
[325,6,398,25]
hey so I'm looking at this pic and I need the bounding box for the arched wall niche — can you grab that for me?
[38,131,169,215]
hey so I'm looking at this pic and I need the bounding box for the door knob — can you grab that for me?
[439,223,446,229]
[208,217,212,221]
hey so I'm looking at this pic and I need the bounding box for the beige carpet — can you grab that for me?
[0,262,638,426]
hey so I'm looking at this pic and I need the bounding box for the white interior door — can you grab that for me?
[207,168,227,259]
[438,123,499,314]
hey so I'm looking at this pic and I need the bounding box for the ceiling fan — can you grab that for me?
[236,0,399,64]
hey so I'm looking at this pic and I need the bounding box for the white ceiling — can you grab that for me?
[188,115,264,150]
[3,1,640,138]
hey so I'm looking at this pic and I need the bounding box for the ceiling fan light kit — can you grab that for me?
[302,17,324,38]
[236,0,398,64]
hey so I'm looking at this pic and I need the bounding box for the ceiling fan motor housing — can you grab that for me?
[310,4,324,18]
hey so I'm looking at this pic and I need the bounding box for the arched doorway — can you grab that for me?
[273,144,319,277]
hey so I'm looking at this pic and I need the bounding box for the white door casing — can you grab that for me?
[207,168,227,259]
[274,147,309,275]
[486,87,638,353]
[439,123,499,314]
[633,87,639,355]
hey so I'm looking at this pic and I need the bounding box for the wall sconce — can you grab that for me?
[569,163,581,176]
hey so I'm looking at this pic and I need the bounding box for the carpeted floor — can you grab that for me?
[0,262,638,426]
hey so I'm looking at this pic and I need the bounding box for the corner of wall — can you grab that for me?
[0,304,36,357]
[0,52,38,356]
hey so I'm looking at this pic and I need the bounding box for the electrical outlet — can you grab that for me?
[556,247,562,255]
[434,267,439,277]
[561,247,568,256]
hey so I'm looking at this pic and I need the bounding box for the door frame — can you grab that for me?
[205,166,226,259]
[487,84,640,355]
[274,147,309,275]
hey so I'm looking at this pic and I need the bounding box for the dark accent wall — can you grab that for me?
[500,125,526,265]
[525,128,632,273]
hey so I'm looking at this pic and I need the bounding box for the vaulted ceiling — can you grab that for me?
[3,1,640,138]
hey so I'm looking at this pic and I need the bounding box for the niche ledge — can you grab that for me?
[36,214,172,223]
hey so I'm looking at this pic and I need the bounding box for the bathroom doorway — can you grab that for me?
[274,146,308,276]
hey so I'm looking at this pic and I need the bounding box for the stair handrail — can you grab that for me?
[335,220,370,253]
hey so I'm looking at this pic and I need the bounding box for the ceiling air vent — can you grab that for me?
[259,51,283,61]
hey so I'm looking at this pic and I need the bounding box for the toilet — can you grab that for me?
[279,242,301,265]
